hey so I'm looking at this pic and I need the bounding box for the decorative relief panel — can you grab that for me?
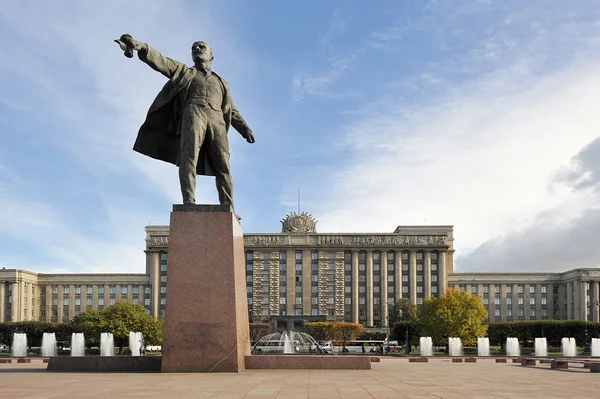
[252,261,264,318]
[310,235,447,247]
[281,212,317,233]
[335,260,345,318]
[269,261,280,316]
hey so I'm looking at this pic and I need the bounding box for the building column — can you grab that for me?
[489,284,496,321]
[394,251,402,302]
[438,251,447,296]
[592,281,600,323]
[423,252,431,298]
[11,281,20,322]
[0,282,5,322]
[381,251,388,328]
[409,251,417,304]
[580,281,588,321]
[566,282,572,319]
[535,284,542,320]
[366,250,374,327]
[351,251,359,323]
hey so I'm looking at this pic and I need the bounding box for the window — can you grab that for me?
[518,285,524,294]
[311,251,318,260]
[160,253,167,261]
[247,298,253,305]
[402,263,408,271]
[345,298,351,305]
[311,297,318,304]
[110,287,116,294]
[541,285,547,294]
[145,287,151,294]
[280,252,286,260]
[402,275,408,282]
[263,253,270,260]
[246,264,253,271]
[432,286,438,294]
[281,286,287,293]
[541,309,547,317]
[431,275,437,282]
[388,275,394,282]
[87,299,92,306]
[296,251,302,260]
[416,275,423,282]
[247,276,253,282]
[402,286,409,293]
[359,297,365,304]
[541,297,547,305]
[388,252,394,260]
[160,287,166,294]
[529,286,535,294]
[99,298,105,306]
[417,286,423,293]
[530,309,535,317]
[416,264,423,272]
[99,287,105,295]
[471,286,477,294]
[87,287,93,295]
[329,262,335,270]
[295,297,302,305]
[483,298,489,305]
[263,275,269,282]
[328,275,335,281]
[530,298,535,305]
[495,309,500,317]
[265,286,271,293]
[121,287,127,295]
[345,286,351,293]
[64,287,70,294]
[263,297,269,304]
[263,263,269,271]
[328,252,335,259]
[280,297,286,305]
[296,264,302,271]
[345,263,351,271]
[311,286,317,293]
[246,252,253,260]
[110,299,116,305]
[519,309,524,317]
[431,252,437,260]
[296,276,302,282]
[506,286,512,294]
[431,264,437,271]
[416,298,423,305]
[310,275,318,282]
[388,263,394,271]
[518,297,524,305]
[359,286,366,293]
[495,298,500,305]
[280,275,287,282]
[507,308,512,317]
[311,309,318,316]
[402,253,408,260]
[495,286,500,294]
[144,299,150,306]
[416,252,423,260]
[75,287,81,294]
[483,285,489,294]
[328,297,335,304]
[52,298,58,306]
[75,298,80,306]
[359,276,365,282]
[506,298,512,305]
[359,264,365,272]
[264,309,270,316]
[280,263,286,271]
[344,275,351,282]
[247,287,253,293]
[160,276,167,283]
[161,264,167,272]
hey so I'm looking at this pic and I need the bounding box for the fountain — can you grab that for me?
[448,337,462,356]
[477,337,490,356]
[592,338,600,357]
[41,332,57,357]
[252,331,324,354]
[420,337,433,357]
[534,337,547,357]
[12,333,27,357]
[129,332,143,356]
[100,332,115,357]
[71,333,85,356]
[561,337,576,357]
[506,337,520,357]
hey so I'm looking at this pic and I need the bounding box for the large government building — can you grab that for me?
[1,212,599,328]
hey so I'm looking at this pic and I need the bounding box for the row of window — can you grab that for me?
[43,297,153,306]
[46,286,151,295]
[246,262,439,273]
[482,297,549,305]
[459,284,550,294]
[246,251,440,262]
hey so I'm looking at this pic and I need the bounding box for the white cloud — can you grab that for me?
[295,13,600,274]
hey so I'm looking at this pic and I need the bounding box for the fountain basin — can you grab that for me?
[244,355,371,370]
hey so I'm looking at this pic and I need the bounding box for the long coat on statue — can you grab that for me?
[132,45,251,176]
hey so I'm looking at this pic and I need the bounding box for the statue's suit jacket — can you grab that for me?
[132,45,251,177]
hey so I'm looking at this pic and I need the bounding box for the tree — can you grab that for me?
[331,322,364,351]
[305,322,333,342]
[390,298,418,354]
[71,310,107,346]
[419,289,488,346]
[389,298,417,325]
[249,323,271,342]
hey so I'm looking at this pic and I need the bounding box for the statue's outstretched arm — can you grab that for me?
[115,34,187,79]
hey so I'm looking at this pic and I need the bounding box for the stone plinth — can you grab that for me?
[161,205,250,373]
[245,355,371,370]
[47,356,161,372]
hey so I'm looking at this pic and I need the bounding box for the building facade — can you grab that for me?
[1,213,599,326]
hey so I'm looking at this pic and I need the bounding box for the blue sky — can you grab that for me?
[1,0,600,274]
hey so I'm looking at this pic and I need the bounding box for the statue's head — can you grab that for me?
[191,41,213,66]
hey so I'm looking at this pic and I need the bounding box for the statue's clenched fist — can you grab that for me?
[114,34,143,58]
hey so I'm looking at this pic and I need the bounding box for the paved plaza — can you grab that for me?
[1,357,598,398]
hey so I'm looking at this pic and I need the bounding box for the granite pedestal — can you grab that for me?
[161,205,250,373]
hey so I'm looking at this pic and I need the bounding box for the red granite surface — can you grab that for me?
[161,209,250,373]
[245,355,371,370]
